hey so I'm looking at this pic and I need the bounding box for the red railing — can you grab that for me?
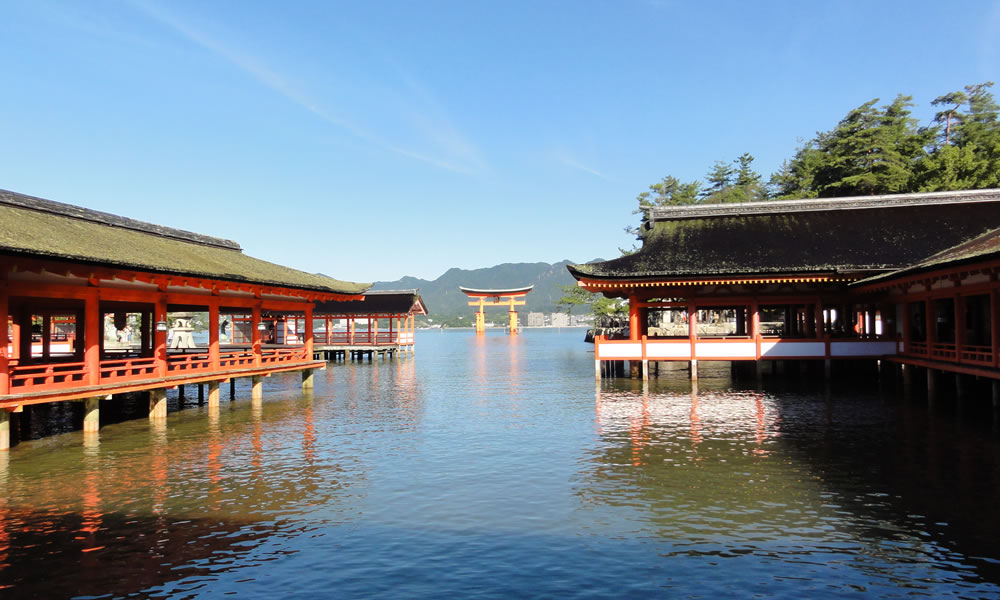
[9,361,88,390]
[928,342,957,361]
[959,344,993,365]
[6,345,316,395]
[219,349,255,368]
[167,352,212,373]
[261,347,309,364]
[101,356,158,382]
[314,332,399,345]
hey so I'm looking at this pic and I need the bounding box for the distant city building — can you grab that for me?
[550,312,570,327]
[527,312,545,327]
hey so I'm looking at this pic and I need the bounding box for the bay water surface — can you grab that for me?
[2,329,1000,598]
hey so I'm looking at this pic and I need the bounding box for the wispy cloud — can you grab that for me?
[129,0,485,174]
[552,148,610,180]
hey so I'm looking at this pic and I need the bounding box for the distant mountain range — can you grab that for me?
[371,260,599,319]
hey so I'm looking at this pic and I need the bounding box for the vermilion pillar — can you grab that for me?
[154,296,167,377]
[252,305,262,366]
[628,295,640,341]
[209,301,220,370]
[84,289,100,385]
[0,280,8,396]
[304,305,313,357]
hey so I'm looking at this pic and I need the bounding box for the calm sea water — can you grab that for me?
[2,329,1000,599]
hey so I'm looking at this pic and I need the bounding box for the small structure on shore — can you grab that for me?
[460,286,533,335]
[569,188,1000,388]
[0,188,370,450]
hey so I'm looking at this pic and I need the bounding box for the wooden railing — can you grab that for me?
[959,344,993,365]
[9,361,88,390]
[314,332,400,345]
[7,345,316,395]
[101,356,158,382]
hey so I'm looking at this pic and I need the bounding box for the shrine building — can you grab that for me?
[311,289,428,360]
[0,189,370,449]
[568,188,1000,385]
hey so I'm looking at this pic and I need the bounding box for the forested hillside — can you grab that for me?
[372,261,594,324]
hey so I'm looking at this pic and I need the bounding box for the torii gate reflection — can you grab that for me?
[459,286,534,335]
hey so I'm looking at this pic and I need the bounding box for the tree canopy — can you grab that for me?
[632,82,1000,218]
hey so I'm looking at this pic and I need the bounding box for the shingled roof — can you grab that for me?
[314,290,428,315]
[854,226,1000,289]
[569,189,1000,281]
[0,189,370,295]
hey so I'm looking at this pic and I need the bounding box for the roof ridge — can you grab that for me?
[646,188,1000,222]
[0,188,242,251]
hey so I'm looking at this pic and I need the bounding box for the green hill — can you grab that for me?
[372,260,594,323]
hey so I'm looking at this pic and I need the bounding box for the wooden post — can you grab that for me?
[0,280,8,396]
[251,375,263,400]
[688,302,698,381]
[955,294,964,361]
[208,380,220,408]
[155,296,168,377]
[209,301,220,371]
[992,287,1000,368]
[229,377,235,400]
[302,368,314,390]
[83,396,102,433]
[815,299,824,339]
[629,295,640,341]
[149,388,167,420]
[304,305,314,358]
[84,289,100,385]
[252,305,262,367]
[925,299,935,355]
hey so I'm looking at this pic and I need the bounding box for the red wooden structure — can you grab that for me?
[460,286,533,335]
[569,189,1000,381]
[0,189,369,448]
[310,290,427,356]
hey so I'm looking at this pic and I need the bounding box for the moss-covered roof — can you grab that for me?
[854,226,1000,287]
[570,189,1000,281]
[0,189,370,295]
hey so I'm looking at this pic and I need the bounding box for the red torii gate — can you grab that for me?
[460,286,533,335]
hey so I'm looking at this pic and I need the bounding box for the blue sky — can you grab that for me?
[2,1,999,283]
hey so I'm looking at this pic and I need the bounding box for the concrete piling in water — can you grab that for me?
[251,375,263,400]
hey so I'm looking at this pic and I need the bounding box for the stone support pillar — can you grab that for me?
[149,388,167,420]
[83,396,103,433]
[251,375,263,400]
[302,368,314,390]
[0,409,9,450]
[208,380,221,408]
